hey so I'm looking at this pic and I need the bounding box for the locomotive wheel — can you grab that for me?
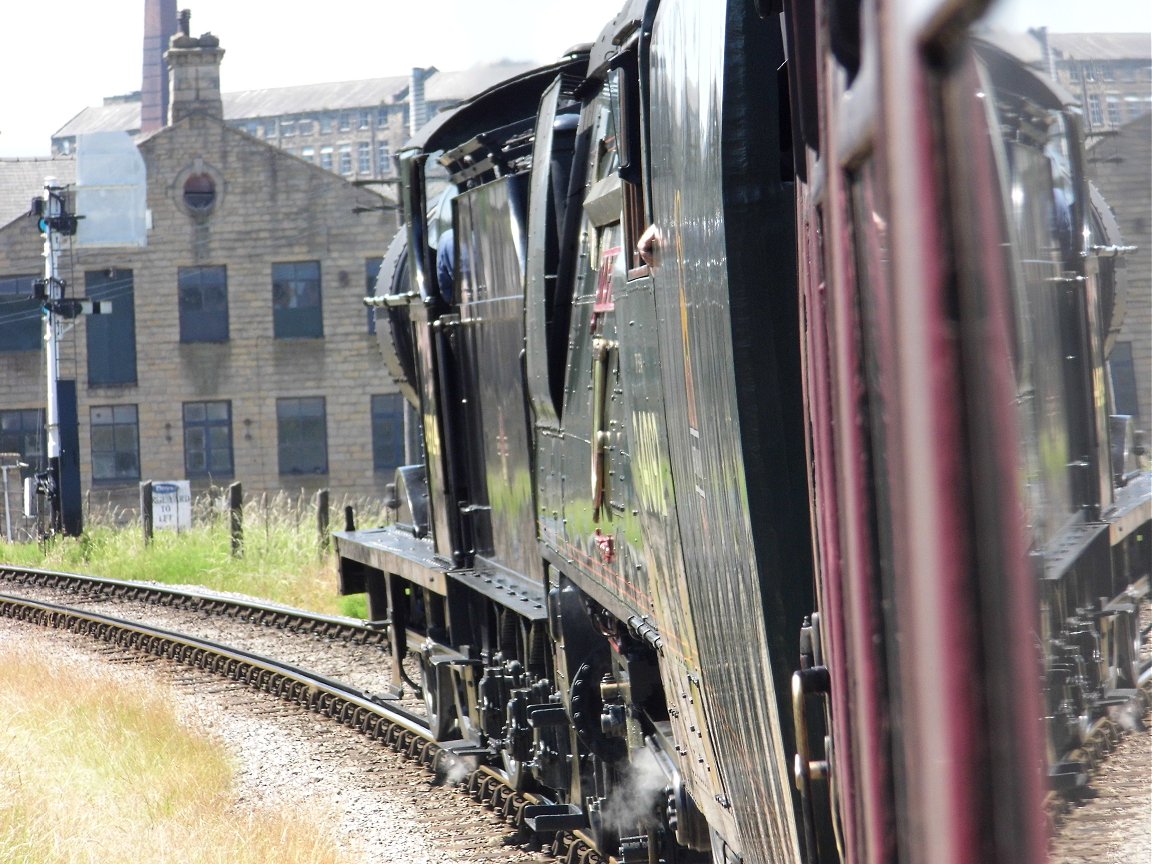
[422,658,457,741]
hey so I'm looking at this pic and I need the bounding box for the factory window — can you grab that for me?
[272,260,323,339]
[277,397,327,475]
[178,266,229,342]
[339,111,352,131]
[320,114,333,134]
[90,404,140,482]
[358,141,372,174]
[0,409,44,475]
[320,146,334,171]
[85,269,137,386]
[0,274,40,352]
[183,400,233,478]
[377,142,392,176]
[366,256,383,334]
[281,119,296,137]
[376,106,388,125]
[1106,97,1121,127]
[359,109,372,129]
[298,119,314,136]
[339,145,353,176]
[371,394,405,474]
[301,146,315,163]
[1088,94,1103,127]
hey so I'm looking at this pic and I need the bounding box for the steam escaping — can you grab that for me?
[436,754,479,787]
[1107,701,1147,733]
[601,748,669,834]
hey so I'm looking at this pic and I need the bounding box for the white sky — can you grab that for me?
[1,0,1148,158]
[0,0,627,157]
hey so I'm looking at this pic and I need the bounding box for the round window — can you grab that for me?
[183,173,216,211]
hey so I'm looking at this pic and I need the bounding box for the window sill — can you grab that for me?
[87,381,139,391]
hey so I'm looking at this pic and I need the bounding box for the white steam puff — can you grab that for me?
[601,749,669,834]
[441,754,478,787]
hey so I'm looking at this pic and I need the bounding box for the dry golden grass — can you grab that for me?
[0,638,355,864]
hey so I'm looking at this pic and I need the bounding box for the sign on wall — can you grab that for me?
[152,481,192,532]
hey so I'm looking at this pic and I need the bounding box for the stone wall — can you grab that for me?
[1089,112,1152,427]
[0,114,401,522]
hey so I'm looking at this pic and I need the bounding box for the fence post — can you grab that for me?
[228,481,243,558]
[316,488,330,556]
[140,480,153,546]
[344,505,356,532]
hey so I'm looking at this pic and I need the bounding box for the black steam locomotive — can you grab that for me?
[335,0,1151,862]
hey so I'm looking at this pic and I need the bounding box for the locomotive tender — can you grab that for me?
[335,0,1151,862]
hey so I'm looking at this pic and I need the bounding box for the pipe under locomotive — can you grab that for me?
[335,1,1151,862]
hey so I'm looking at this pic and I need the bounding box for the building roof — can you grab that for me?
[1047,32,1152,61]
[0,156,76,228]
[222,75,411,119]
[54,100,144,141]
[53,77,414,140]
[52,62,542,143]
[53,103,140,142]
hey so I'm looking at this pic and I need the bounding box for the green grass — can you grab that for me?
[1,489,386,618]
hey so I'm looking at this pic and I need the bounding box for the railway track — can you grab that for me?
[0,566,609,864]
[0,565,388,643]
[2,565,1147,862]
[0,564,411,702]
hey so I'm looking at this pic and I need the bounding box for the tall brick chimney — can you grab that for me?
[165,11,225,125]
[140,0,178,134]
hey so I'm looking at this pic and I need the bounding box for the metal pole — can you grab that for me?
[41,179,63,535]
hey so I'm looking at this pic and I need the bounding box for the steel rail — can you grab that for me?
[0,587,609,864]
[0,565,388,644]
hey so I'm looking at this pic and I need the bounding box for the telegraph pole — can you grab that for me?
[33,179,83,537]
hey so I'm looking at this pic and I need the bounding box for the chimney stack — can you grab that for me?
[140,0,178,134]
[165,13,225,126]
